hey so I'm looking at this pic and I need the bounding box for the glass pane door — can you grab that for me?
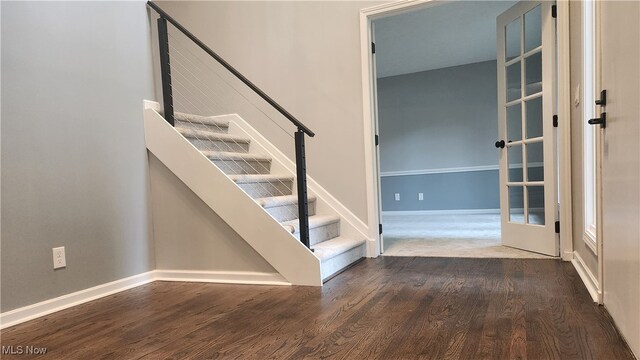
[497,1,558,256]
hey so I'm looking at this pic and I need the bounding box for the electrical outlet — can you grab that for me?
[53,247,66,269]
[394,193,400,201]
[418,193,424,201]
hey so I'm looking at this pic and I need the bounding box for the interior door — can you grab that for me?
[600,0,640,355]
[496,1,558,256]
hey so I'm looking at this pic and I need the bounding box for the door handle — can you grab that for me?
[588,112,606,129]
[495,140,505,149]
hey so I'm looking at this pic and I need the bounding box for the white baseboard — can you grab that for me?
[366,239,379,258]
[572,251,601,303]
[0,271,155,330]
[562,250,574,262]
[0,270,290,330]
[154,270,290,286]
[382,209,501,216]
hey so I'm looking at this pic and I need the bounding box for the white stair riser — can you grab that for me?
[321,243,366,280]
[188,138,250,153]
[236,181,293,198]
[212,159,271,175]
[265,199,317,222]
[176,120,228,134]
[295,221,340,246]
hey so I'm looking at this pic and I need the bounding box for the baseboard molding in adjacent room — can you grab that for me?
[382,209,501,216]
[154,270,290,286]
[0,271,155,330]
[572,252,601,303]
[0,270,290,330]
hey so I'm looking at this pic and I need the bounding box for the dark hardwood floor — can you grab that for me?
[1,257,635,359]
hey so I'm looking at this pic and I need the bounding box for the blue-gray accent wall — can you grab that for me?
[377,60,500,173]
[377,60,501,212]
[381,167,545,211]
[377,59,545,212]
[381,170,499,211]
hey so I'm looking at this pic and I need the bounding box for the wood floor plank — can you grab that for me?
[250,257,414,359]
[1,257,636,360]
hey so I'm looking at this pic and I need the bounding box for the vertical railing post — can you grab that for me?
[295,129,311,249]
[157,17,174,126]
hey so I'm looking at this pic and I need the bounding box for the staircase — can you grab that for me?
[163,111,366,281]
[145,2,368,285]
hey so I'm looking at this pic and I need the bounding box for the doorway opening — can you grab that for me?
[364,1,565,259]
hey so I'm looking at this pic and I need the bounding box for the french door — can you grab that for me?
[496,1,558,256]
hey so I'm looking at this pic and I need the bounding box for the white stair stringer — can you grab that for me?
[143,107,322,286]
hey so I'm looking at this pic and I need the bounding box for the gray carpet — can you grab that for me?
[382,213,553,259]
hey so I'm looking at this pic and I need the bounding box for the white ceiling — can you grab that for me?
[374,1,518,78]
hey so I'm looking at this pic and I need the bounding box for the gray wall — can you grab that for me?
[377,60,500,211]
[1,0,392,312]
[153,0,383,223]
[148,154,276,273]
[1,1,156,312]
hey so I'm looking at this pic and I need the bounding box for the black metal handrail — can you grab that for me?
[147,1,312,249]
[147,1,314,137]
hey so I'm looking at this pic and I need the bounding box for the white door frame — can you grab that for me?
[359,0,574,260]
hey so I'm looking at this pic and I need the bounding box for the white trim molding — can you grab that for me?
[557,1,574,261]
[572,251,601,303]
[380,163,544,177]
[154,270,289,286]
[382,209,501,216]
[583,224,598,255]
[381,165,498,177]
[0,271,156,330]
[0,270,290,330]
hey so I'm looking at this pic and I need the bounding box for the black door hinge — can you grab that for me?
[553,115,558,128]
[372,42,376,54]
[375,134,379,146]
[552,5,557,18]
[555,221,560,234]
[379,224,383,234]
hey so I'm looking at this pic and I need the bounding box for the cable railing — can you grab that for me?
[147,1,313,248]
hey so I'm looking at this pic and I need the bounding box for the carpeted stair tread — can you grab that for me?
[311,236,366,261]
[228,174,293,184]
[255,195,317,208]
[201,151,272,162]
[281,214,340,234]
[173,112,230,128]
[176,127,250,144]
